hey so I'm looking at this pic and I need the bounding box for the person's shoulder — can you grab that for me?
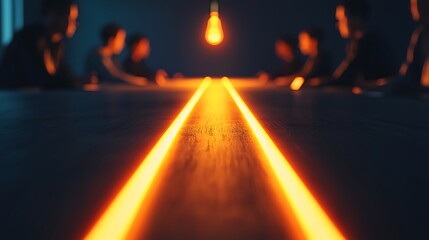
[318,50,331,60]
[14,24,46,40]
[5,24,45,49]
[361,32,383,46]
[86,47,102,61]
[85,48,103,72]
[87,47,100,56]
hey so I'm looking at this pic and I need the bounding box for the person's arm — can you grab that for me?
[420,29,429,87]
[42,42,82,89]
[273,76,295,86]
[401,27,429,88]
[155,69,169,86]
[102,57,148,86]
[48,60,82,89]
[257,71,270,84]
[422,59,429,87]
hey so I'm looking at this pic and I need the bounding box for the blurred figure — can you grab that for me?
[291,28,332,90]
[383,0,429,95]
[329,1,396,87]
[123,34,168,86]
[0,0,79,89]
[259,36,302,84]
[86,24,147,86]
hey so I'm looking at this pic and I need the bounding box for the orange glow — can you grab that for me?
[161,79,209,89]
[85,77,212,240]
[44,48,58,75]
[205,2,224,46]
[422,61,429,87]
[410,0,420,21]
[66,4,79,38]
[222,77,345,240]
[336,5,350,39]
[352,87,363,95]
[290,77,305,91]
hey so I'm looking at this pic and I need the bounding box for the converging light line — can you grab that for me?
[85,77,212,240]
[222,77,345,240]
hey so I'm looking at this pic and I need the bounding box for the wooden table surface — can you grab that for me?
[0,79,428,239]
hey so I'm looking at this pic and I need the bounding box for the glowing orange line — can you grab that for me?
[222,77,345,240]
[85,77,212,240]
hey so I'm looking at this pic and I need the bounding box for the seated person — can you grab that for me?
[86,24,147,86]
[290,28,332,90]
[259,36,302,84]
[328,1,396,87]
[0,0,79,89]
[383,0,429,95]
[123,34,168,86]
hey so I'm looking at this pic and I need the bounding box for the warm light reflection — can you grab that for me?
[352,87,363,95]
[44,49,57,75]
[230,78,268,88]
[85,77,212,240]
[205,1,224,45]
[222,77,345,240]
[290,77,305,91]
[422,61,429,87]
[160,79,205,89]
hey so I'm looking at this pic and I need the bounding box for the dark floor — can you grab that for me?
[0,79,428,239]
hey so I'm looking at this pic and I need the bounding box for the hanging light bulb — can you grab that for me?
[205,1,224,46]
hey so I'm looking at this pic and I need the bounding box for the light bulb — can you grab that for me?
[205,1,224,46]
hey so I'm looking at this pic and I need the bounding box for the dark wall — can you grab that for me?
[22,0,415,77]
[24,0,41,24]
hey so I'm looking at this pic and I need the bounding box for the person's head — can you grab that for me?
[128,34,151,61]
[41,0,78,38]
[410,0,429,22]
[275,36,297,62]
[101,24,126,55]
[336,1,371,39]
[299,28,323,56]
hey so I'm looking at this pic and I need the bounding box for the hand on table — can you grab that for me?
[257,72,270,85]
[156,70,169,86]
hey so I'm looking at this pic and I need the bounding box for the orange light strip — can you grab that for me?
[221,77,345,240]
[85,77,212,240]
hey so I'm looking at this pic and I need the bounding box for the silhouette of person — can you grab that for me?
[384,0,429,95]
[0,0,79,89]
[123,34,168,86]
[291,28,332,89]
[86,24,148,86]
[329,1,396,87]
[259,36,302,84]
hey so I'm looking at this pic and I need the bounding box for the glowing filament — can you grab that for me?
[205,2,224,45]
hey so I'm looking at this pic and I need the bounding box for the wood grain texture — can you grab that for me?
[0,80,428,239]
[0,87,196,240]
[135,82,294,240]
[238,86,429,240]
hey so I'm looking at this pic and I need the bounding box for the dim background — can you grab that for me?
[2,0,416,77]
